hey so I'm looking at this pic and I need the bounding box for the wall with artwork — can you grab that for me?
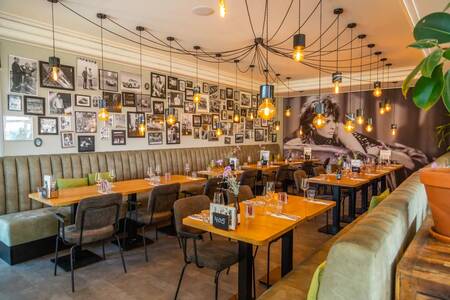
[0,39,281,156]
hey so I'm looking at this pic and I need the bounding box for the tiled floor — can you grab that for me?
[0,214,332,300]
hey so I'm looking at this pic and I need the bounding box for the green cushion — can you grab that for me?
[56,177,88,190]
[307,261,327,300]
[87,172,112,185]
[368,188,390,212]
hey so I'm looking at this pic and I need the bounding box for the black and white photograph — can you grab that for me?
[9,55,38,95]
[185,88,194,101]
[151,72,166,99]
[245,119,254,130]
[168,76,178,90]
[201,127,208,140]
[59,115,73,132]
[212,114,220,130]
[75,111,97,133]
[261,119,269,127]
[220,110,228,121]
[92,96,101,107]
[7,94,22,111]
[78,135,95,152]
[235,134,244,144]
[181,114,193,135]
[220,89,226,100]
[168,91,184,107]
[76,58,98,90]
[202,82,209,94]
[192,115,202,127]
[103,92,122,113]
[255,128,265,141]
[224,136,231,144]
[148,132,163,145]
[120,71,141,91]
[251,95,258,108]
[184,101,196,114]
[24,96,45,115]
[226,87,233,99]
[165,108,179,121]
[226,99,234,111]
[122,92,136,107]
[61,132,75,148]
[146,115,164,131]
[208,131,219,141]
[201,114,212,125]
[75,94,91,107]
[166,122,180,144]
[271,133,277,143]
[209,99,221,113]
[186,80,193,88]
[241,108,247,117]
[193,128,200,139]
[152,101,165,114]
[196,94,209,113]
[136,94,152,112]
[111,130,126,145]
[245,129,253,140]
[234,90,240,101]
[3,116,33,141]
[112,113,126,129]
[38,117,58,135]
[127,112,145,138]
[99,69,118,92]
[48,91,72,115]
[240,92,251,107]
[209,85,219,100]
[178,80,186,91]
[39,61,75,91]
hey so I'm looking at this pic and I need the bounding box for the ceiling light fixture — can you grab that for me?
[356,33,366,125]
[365,117,374,133]
[292,0,305,62]
[344,22,356,133]
[313,0,326,129]
[48,0,61,82]
[285,76,292,117]
[193,45,201,104]
[312,102,326,129]
[332,8,343,94]
[248,64,255,121]
[373,51,382,97]
[97,12,109,122]
[384,62,392,112]
[166,107,177,126]
[218,0,226,18]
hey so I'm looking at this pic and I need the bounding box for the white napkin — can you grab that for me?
[188,214,203,221]
[268,212,300,221]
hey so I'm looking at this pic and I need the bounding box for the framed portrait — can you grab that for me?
[7,94,22,111]
[152,101,165,115]
[209,85,219,100]
[220,89,226,100]
[146,114,164,131]
[212,114,220,130]
[255,128,265,141]
[39,61,74,91]
[220,110,228,121]
[196,94,209,113]
[201,114,212,125]
[75,94,91,107]
[201,127,208,140]
[76,57,98,90]
[78,135,95,152]
[185,88,194,101]
[120,71,141,91]
[208,131,219,141]
[254,118,262,127]
[127,112,145,138]
[245,119,254,130]
[122,92,136,107]
[184,101,196,114]
[226,100,234,111]
[38,117,58,135]
[61,132,75,148]
[24,96,45,115]
[235,134,244,144]
[148,132,163,145]
[234,90,240,101]
[3,116,33,141]
[103,92,122,113]
[111,130,126,145]
[99,69,118,92]
[245,129,253,140]
[178,80,186,92]
[209,99,221,113]
[202,82,209,94]
[168,76,178,90]
[166,122,180,144]
[151,72,166,99]
[165,108,179,121]
[224,136,231,144]
[92,96,101,107]
[168,91,184,107]
[112,113,126,129]
[186,80,193,88]
[193,128,200,139]
[271,133,277,143]
[226,88,233,99]
[48,91,72,115]
[9,55,38,95]
[136,94,152,112]
[241,108,247,117]
[251,95,258,108]
[261,119,269,127]
[192,115,202,127]
[240,92,251,107]
[59,115,73,132]
[75,111,97,133]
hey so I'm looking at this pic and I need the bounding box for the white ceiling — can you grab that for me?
[0,0,445,83]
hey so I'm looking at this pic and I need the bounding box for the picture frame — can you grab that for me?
[3,116,33,141]
[111,130,126,145]
[127,112,145,138]
[209,99,221,113]
[92,96,101,107]
[61,132,75,148]
[220,89,226,100]
[112,113,126,129]
[24,96,45,115]
[122,92,136,107]
[186,80,193,88]
[7,94,22,111]
[48,91,72,115]
[226,100,234,111]
[192,115,202,127]
[168,76,178,90]
[9,55,38,95]
[212,114,220,130]
[152,101,165,115]
[255,128,265,141]
[146,114,164,131]
[166,122,180,144]
[136,94,152,112]
[181,114,193,136]
[99,69,119,92]
[196,94,209,113]
[185,88,194,101]
[120,71,141,91]
[148,132,163,145]
[226,88,233,99]
[208,131,219,141]
[178,80,186,92]
[234,90,240,101]
[202,82,209,94]
[201,114,212,125]
[240,91,251,107]
[235,134,244,144]
[209,85,219,100]
[38,117,58,135]
[151,72,166,99]
[224,136,231,144]
[76,57,98,90]
[103,92,122,113]
[168,91,184,107]
[39,61,75,91]
[59,115,73,132]
[75,111,97,133]
[75,94,91,107]
[193,128,200,139]
[220,110,228,121]
[184,101,196,114]
[271,133,277,143]
[78,135,95,152]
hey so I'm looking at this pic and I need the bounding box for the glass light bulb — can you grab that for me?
[299,127,303,136]
[258,99,276,120]
[249,112,254,120]
[356,115,364,125]
[292,48,304,62]
[98,108,109,121]
[312,114,326,129]
[373,87,382,97]
[167,115,176,125]
[385,102,392,112]
[333,81,340,94]
[379,106,385,115]
[275,124,280,131]
[365,123,373,133]
[344,119,355,133]
[285,108,291,117]
[219,0,226,17]
[391,128,397,136]
[138,123,146,135]
[216,127,223,136]
[193,93,201,104]
[234,113,240,122]
[51,66,59,81]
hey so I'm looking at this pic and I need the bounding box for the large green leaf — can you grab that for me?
[412,64,444,110]
[421,48,443,77]
[408,39,438,49]
[402,59,424,96]
[443,70,450,112]
[445,2,450,11]
[444,48,450,60]
[414,12,450,43]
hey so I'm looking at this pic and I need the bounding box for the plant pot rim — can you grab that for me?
[420,167,450,189]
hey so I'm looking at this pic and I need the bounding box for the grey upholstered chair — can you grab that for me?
[131,183,180,262]
[239,169,258,194]
[203,177,223,201]
[226,185,254,203]
[53,193,127,292]
[173,195,239,300]
[273,164,291,192]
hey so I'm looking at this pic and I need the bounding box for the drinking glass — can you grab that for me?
[95,172,102,185]
[109,169,115,182]
[147,167,154,179]
[307,188,316,202]
[184,163,191,176]
[265,181,275,199]
[300,178,309,199]
[155,165,161,177]
[213,192,224,205]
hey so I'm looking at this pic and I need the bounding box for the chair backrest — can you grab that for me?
[293,169,307,191]
[173,195,210,237]
[226,185,254,203]
[302,161,315,177]
[75,193,122,231]
[148,183,180,215]
[313,165,326,176]
[323,157,330,168]
[275,164,290,182]
[203,177,222,200]
[239,169,258,189]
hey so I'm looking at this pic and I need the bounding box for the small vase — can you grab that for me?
[233,193,241,224]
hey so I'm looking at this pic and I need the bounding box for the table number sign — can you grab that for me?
[210,203,237,230]
[351,159,362,173]
[260,150,270,164]
[379,150,392,164]
[304,147,312,160]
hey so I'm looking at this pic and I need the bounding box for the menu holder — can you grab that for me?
[351,159,362,173]
[304,147,312,161]
[210,203,237,230]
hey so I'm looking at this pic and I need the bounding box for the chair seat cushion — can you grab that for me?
[188,240,238,271]
[0,207,71,247]
[62,224,115,244]
[128,208,172,225]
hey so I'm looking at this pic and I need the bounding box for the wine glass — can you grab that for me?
[147,166,154,181]
[109,169,115,182]
[266,181,275,201]
[184,163,191,177]
[155,164,161,177]
[95,172,102,185]
[300,178,309,199]
[213,192,224,205]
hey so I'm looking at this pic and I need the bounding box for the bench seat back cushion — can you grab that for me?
[56,177,88,190]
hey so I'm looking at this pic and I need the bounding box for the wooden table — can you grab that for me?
[396,215,450,299]
[197,168,244,178]
[183,194,335,300]
[240,163,280,172]
[271,159,321,166]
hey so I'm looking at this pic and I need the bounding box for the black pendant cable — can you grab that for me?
[249,64,255,120]
[233,59,240,123]
[373,50,382,97]
[285,76,292,117]
[48,0,61,81]
[388,63,397,136]
[344,22,356,132]
[356,34,366,125]
[193,46,201,103]
[385,63,392,113]
[137,26,144,99]
[365,43,375,132]
[97,13,109,121]
[332,8,343,94]
[167,36,174,77]
[312,0,326,129]
[216,53,223,136]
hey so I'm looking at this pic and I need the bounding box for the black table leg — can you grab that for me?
[318,185,341,235]
[70,203,78,224]
[52,246,103,272]
[356,184,369,214]
[281,230,293,276]
[238,241,253,300]
[342,188,356,223]
[372,180,378,196]
[381,175,387,191]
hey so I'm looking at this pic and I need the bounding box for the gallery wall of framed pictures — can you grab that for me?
[1,40,279,156]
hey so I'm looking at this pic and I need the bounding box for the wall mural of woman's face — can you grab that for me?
[315,115,337,139]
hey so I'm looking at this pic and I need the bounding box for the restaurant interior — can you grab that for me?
[0,0,449,299]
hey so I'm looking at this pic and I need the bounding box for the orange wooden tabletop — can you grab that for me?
[241,164,279,172]
[271,159,321,166]
[197,168,244,178]
[183,194,335,246]
[29,175,206,207]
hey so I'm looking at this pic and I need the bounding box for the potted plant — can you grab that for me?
[404,3,450,241]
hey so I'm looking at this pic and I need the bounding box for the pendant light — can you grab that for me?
[292,0,306,62]
[216,123,224,136]
[366,43,376,133]
[218,0,226,18]
[373,51,382,97]
[391,92,397,136]
[365,117,374,133]
[284,77,292,117]
[193,46,201,104]
[274,121,280,131]
[332,8,343,94]
[384,63,392,112]
[312,102,327,129]
[379,101,386,115]
[344,23,356,133]
[248,64,255,120]
[48,0,61,82]
[312,0,326,129]
[135,26,147,133]
[216,53,223,136]
[97,13,109,122]
[258,0,276,121]
[356,34,366,125]
[166,37,177,126]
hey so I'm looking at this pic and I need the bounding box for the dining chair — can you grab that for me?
[131,183,180,262]
[302,161,315,177]
[293,169,308,195]
[225,185,254,204]
[273,164,291,192]
[239,169,258,195]
[203,177,223,201]
[173,195,239,300]
[53,193,127,292]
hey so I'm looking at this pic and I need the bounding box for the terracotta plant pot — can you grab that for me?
[420,168,450,237]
